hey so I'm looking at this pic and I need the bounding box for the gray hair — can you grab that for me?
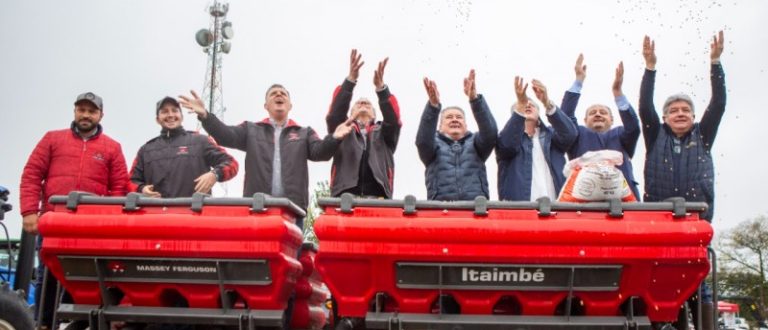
[662,93,695,115]
[439,106,465,126]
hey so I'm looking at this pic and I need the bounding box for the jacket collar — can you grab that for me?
[258,117,300,128]
[160,126,186,139]
[70,121,102,140]
[662,123,694,140]
[438,131,472,144]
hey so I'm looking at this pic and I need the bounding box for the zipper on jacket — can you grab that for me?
[76,138,88,190]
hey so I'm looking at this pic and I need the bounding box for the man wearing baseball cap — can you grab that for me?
[20,91,130,329]
[129,96,238,198]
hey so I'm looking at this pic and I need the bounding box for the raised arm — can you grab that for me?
[464,70,497,160]
[699,30,727,150]
[374,57,402,150]
[639,36,661,151]
[613,61,640,157]
[416,78,441,165]
[533,79,577,151]
[180,90,248,151]
[496,77,529,160]
[561,53,587,126]
[326,49,363,132]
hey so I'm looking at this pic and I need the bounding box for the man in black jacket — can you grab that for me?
[130,97,238,198]
[326,49,401,198]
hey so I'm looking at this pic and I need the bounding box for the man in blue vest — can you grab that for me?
[640,31,725,221]
[640,31,726,330]
[416,70,497,201]
[560,55,641,199]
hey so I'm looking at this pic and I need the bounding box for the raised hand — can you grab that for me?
[612,61,624,97]
[373,57,388,90]
[574,53,587,82]
[348,49,364,82]
[423,77,440,107]
[710,30,724,63]
[333,117,356,139]
[531,79,552,110]
[514,76,528,106]
[643,35,657,70]
[142,184,162,198]
[179,90,208,119]
[463,69,477,101]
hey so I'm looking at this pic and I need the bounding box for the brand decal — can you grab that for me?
[177,146,189,155]
[461,267,545,283]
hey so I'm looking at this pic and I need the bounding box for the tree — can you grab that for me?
[303,181,330,243]
[716,215,768,317]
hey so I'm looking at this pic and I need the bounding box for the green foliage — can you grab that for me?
[303,180,330,243]
[716,215,768,322]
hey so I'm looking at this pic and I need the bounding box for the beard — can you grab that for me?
[76,119,97,132]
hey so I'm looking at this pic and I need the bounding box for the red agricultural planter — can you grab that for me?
[314,195,714,330]
[38,192,327,330]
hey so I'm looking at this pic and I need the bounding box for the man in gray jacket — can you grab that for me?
[180,86,353,223]
[326,49,401,198]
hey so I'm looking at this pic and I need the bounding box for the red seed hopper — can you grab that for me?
[314,195,713,330]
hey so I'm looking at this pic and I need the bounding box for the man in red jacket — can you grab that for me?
[19,91,129,329]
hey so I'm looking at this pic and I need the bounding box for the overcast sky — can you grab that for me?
[1,0,766,237]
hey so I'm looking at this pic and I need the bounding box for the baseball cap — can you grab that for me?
[74,92,103,110]
[156,96,181,115]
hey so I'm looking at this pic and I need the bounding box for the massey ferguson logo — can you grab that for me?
[461,267,545,283]
[177,146,189,155]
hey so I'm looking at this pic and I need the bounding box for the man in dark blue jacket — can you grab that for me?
[497,77,577,201]
[560,55,641,199]
[640,32,726,330]
[416,70,497,201]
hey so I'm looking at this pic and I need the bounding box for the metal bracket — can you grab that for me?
[666,197,687,218]
[608,199,623,218]
[66,191,93,211]
[122,192,142,212]
[536,196,552,217]
[473,196,488,216]
[191,192,208,213]
[340,193,355,214]
[250,193,267,213]
[403,195,417,215]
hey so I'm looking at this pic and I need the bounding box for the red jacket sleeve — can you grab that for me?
[19,132,52,216]
[107,142,130,196]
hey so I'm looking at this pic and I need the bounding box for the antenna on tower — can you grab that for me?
[196,0,234,195]
[196,0,233,122]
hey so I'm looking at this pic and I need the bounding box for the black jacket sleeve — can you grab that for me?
[699,63,727,151]
[639,69,661,151]
[200,113,248,151]
[378,86,402,150]
[202,135,239,182]
[326,79,355,133]
[307,127,340,162]
[415,102,440,165]
[129,147,147,193]
[470,95,498,161]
